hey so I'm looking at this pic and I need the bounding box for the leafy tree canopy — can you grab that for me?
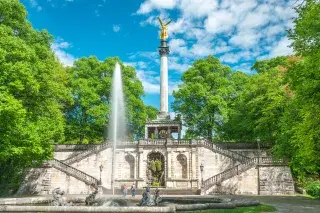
[172,56,232,140]
[64,56,156,143]
[0,0,70,193]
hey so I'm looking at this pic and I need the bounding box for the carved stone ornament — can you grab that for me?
[159,47,170,56]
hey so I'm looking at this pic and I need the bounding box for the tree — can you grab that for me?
[172,56,232,140]
[0,0,70,193]
[220,57,289,143]
[218,71,251,141]
[64,57,153,143]
[273,0,320,181]
[145,105,158,120]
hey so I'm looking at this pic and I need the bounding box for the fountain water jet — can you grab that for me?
[108,63,126,195]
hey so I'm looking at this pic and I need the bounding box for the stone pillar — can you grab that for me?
[167,127,171,138]
[155,127,159,139]
[145,125,148,139]
[159,40,170,114]
[138,150,144,179]
[167,149,172,179]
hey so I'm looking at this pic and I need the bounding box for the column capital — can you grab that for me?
[159,46,170,56]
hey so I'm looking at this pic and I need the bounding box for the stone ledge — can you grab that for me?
[0,206,176,213]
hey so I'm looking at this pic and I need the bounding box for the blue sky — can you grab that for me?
[21,0,297,112]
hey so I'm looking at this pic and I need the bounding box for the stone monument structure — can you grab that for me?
[17,19,295,196]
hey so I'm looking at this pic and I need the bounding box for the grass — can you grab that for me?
[182,204,277,213]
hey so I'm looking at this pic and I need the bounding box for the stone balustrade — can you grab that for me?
[50,159,99,187]
[201,156,287,191]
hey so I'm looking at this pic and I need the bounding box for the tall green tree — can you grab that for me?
[172,56,232,140]
[64,57,153,143]
[220,57,289,143]
[273,0,320,180]
[0,0,70,193]
[218,71,251,141]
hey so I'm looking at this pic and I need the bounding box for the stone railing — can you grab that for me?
[171,139,192,144]
[63,142,110,165]
[216,142,272,150]
[61,139,251,165]
[199,139,250,163]
[259,157,287,165]
[50,159,99,187]
[201,157,287,193]
[139,139,167,145]
[202,158,256,190]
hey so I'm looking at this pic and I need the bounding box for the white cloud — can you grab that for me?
[233,63,254,74]
[168,38,192,57]
[51,40,76,67]
[239,10,269,29]
[220,53,240,64]
[28,0,42,11]
[179,0,218,18]
[229,29,262,48]
[113,25,121,32]
[127,58,182,94]
[213,41,233,54]
[124,61,148,69]
[137,0,176,14]
[169,80,181,95]
[269,37,293,58]
[190,42,213,57]
[205,10,236,34]
[169,56,190,72]
[136,70,160,94]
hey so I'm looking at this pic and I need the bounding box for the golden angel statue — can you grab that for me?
[158,17,171,40]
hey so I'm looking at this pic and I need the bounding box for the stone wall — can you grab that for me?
[18,143,294,195]
[207,167,258,195]
[16,168,48,195]
[198,147,237,181]
[259,166,294,195]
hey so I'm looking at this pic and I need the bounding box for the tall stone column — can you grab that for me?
[159,40,170,116]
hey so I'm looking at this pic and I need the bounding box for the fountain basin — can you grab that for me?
[0,195,261,212]
[0,206,176,212]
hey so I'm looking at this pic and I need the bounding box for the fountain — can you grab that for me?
[108,62,126,196]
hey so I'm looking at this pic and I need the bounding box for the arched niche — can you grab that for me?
[146,151,165,186]
[125,154,135,179]
[176,153,188,179]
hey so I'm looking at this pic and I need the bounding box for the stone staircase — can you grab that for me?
[201,157,287,194]
[63,142,110,165]
[52,139,259,194]
[61,139,249,165]
[40,170,52,194]
[199,139,250,163]
[49,159,99,187]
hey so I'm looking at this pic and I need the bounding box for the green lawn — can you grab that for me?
[183,204,277,213]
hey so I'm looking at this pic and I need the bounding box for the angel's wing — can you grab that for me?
[165,20,171,25]
[158,17,163,26]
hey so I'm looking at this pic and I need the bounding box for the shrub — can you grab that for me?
[152,181,160,187]
[306,181,320,198]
